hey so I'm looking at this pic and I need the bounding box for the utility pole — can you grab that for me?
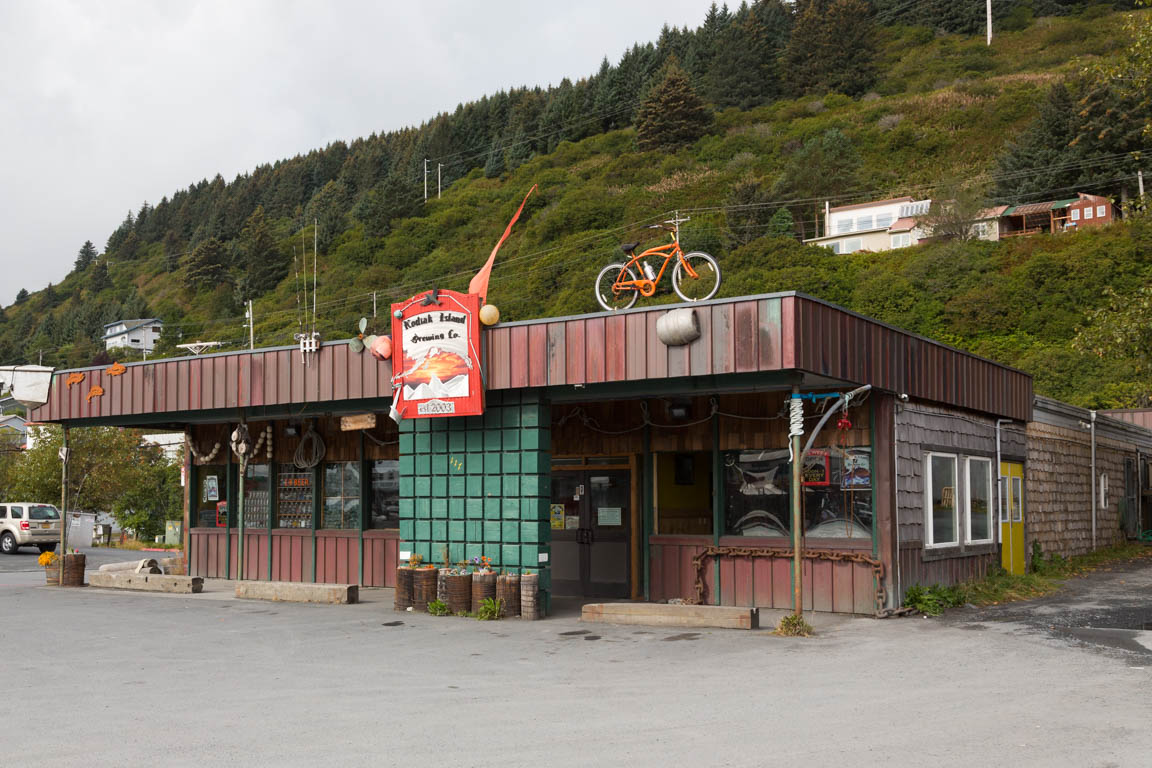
[986,0,993,46]
[437,163,443,199]
[1139,169,1146,199]
[246,300,254,350]
[423,158,428,201]
[789,387,803,617]
[58,427,68,584]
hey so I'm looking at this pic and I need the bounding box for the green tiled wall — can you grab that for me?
[398,391,551,604]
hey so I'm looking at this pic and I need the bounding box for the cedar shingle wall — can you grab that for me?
[1025,422,1129,559]
[895,403,1009,587]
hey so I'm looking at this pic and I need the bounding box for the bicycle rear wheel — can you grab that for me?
[594,263,639,311]
[672,251,721,302]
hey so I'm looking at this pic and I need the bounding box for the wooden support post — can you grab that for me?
[791,389,803,617]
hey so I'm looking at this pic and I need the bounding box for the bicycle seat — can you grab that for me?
[620,242,639,254]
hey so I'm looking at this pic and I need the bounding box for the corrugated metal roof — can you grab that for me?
[1003,199,1078,216]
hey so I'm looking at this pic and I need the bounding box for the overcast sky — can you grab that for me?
[0,0,708,306]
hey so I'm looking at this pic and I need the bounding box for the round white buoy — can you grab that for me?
[479,304,500,326]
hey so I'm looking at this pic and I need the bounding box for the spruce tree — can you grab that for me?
[74,240,98,272]
[723,174,776,250]
[14,288,28,304]
[241,206,286,297]
[634,58,713,151]
[88,261,111,293]
[182,237,228,291]
[784,0,877,97]
[768,207,796,238]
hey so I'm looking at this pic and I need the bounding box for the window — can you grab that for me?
[10,506,23,519]
[243,464,270,528]
[842,238,863,253]
[973,222,990,239]
[890,233,912,249]
[276,465,312,529]
[28,505,60,521]
[1084,206,1094,220]
[926,454,958,547]
[899,201,930,217]
[1071,208,1080,221]
[836,219,852,234]
[965,458,993,543]
[856,215,874,230]
[999,475,1008,522]
[828,241,842,254]
[370,459,400,528]
[804,447,873,539]
[1096,205,1106,218]
[876,213,894,228]
[323,461,360,529]
[724,449,790,537]
[1011,476,1022,521]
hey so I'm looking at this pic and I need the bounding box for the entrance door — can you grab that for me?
[550,469,630,598]
[1000,462,1025,574]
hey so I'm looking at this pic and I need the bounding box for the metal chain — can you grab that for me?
[686,545,911,618]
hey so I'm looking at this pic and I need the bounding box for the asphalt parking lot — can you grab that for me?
[2,560,1150,767]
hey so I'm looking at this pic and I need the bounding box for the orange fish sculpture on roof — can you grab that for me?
[66,372,85,389]
[105,362,126,376]
[85,385,104,403]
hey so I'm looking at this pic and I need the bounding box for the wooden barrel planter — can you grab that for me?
[445,572,472,614]
[394,567,414,611]
[44,566,60,586]
[437,568,450,603]
[520,572,539,620]
[496,574,521,618]
[471,572,496,612]
[61,554,86,587]
[412,567,438,611]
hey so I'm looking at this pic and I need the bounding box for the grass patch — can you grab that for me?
[95,539,182,551]
[906,542,1152,612]
[775,614,814,637]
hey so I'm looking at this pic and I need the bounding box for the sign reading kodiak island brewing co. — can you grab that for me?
[390,289,483,419]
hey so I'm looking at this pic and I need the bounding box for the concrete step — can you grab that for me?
[88,572,204,593]
[581,602,759,630]
[235,581,358,604]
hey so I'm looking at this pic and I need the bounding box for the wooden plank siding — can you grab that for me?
[31,293,1031,426]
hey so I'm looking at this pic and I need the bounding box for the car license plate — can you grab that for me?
[40,522,51,529]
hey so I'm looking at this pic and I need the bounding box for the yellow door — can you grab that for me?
[1000,462,1025,574]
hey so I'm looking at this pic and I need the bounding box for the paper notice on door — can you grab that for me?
[565,515,580,530]
[597,507,622,526]
[550,504,566,530]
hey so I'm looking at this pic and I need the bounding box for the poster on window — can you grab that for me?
[802,449,830,486]
[841,449,871,490]
[203,475,219,502]
[390,289,484,420]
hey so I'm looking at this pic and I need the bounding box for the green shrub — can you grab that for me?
[427,599,451,616]
[903,583,966,616]
[476,597,503,621]
[776,614,814,637]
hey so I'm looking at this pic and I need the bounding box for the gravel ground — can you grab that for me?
[1,558,1150,767]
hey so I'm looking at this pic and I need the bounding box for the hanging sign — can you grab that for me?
[390,289,483,420]
[802,449,831,486]
[340,413,377,431]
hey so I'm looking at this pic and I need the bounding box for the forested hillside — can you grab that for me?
[2,1,1150,409]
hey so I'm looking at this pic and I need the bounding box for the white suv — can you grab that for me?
[0,503,61,555]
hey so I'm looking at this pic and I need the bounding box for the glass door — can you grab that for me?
[550,468,631,598]
[550,471,584,596]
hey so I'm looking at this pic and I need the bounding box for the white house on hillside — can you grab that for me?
[805,196,1003,254]
[103,318,162,353]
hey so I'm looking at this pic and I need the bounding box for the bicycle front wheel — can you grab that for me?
[594,263,639,311]
[672,251,721,303]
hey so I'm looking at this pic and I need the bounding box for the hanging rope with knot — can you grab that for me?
[787,396,804,463]
[293,422,327,469]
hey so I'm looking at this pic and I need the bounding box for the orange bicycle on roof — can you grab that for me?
[594,215,721,311]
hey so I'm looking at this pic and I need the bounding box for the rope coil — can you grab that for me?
[787,396,804,462]
[293,423,327,469]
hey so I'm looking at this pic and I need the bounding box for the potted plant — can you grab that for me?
[39,550,59,586]
[470,555,496,612]
[496,571,521,618]
[443,563,473,615]
[410,554,439,612]
[394,554,417,611]
[61,548,86,587]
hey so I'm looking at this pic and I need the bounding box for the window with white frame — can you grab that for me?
[966,457,993,544]
[876,213,894,228]
[828,241,842,254]
[836,219,852,234]
[1071,208,1080,221]
[842,238,863,254]
[973,222,990,239]
[899,201,930,217]
[1084,206,1094,220]
[890,233,912,249]
[926,453,958,547]
[1096,205,1106,218]
[856,215,874,230]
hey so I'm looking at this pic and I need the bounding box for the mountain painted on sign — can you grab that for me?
[402,350,470,400]
[404,373,469,401]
